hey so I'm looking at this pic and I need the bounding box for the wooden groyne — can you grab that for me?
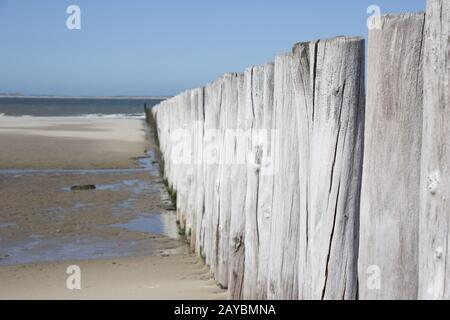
[146,0,448,300]
[148,36,365,300]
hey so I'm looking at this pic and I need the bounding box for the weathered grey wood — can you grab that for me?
[178,91,191,233]
[358,13,425,300]
[419,0,449,300]
[203,78,223,274]
[242,65,265,299]
[227,73,247,299]
[186,91,196,241]
[209,77,224,280]
[199,84,217,263]
[216,73,240,287]
[254,62,275,299]
[188,88,204,249]
[292,40,316,300]
[295,36,365,300]
[238,63,276,299]
[152,36,366,300]
[267,52,300,300]
[193,88,205,253]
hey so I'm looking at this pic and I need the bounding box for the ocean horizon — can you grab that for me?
[0,96,165,118]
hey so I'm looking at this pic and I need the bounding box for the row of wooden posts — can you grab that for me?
[146,0,448,299]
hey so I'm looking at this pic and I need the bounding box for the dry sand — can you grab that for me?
[0,117,147,169]
[0,116,225,300]
[0,255,225,300]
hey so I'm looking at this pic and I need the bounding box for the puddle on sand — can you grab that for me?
[113,213,179,239]
[0,150,160,178]
[0,222,16,228]
[116,198,138,210]
[73,202,95,209]
[137,149,160,176]
[0,148,182,266]
[0,211,181,266]
[0,167,147,177]
[95,179,161,195]
[0,234,184,266]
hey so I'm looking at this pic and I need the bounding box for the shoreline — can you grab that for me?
[0,95,170,100]
[0,116,223,299]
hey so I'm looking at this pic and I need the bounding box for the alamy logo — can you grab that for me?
[66,5,81,30]
[366,265,381,290]
[169,123,280,176]
[66,265,81,290]
[367,5,382,30]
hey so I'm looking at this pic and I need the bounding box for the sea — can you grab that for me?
[0,96,165,118]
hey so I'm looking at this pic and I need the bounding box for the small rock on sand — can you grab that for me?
[70,184,96,191]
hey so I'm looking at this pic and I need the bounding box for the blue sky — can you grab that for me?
[0,0,425,96]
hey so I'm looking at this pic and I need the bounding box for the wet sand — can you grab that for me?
[0,117,224,299]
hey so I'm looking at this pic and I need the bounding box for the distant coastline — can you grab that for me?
[0,95,167,117]
[0,94,171,100]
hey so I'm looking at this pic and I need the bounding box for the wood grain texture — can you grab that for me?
[267,52,300,300]
[227,73,247,299]
[419,0,449,300]
[203,78,223,273]
[190,88,205,250]
[242,63,276,299]
[254,63,275,299]
[296,37,365,300]
[216,73,240,287]
[242,66,262,299]
[358,13,425,300]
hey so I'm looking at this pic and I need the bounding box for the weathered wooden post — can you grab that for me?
[236,63,275,299]
[216,73,240,288]
[293,36,365,300]
[358,13,425,300]
[254,63,275,299]
[419,0,449,300]
[192,88,205,253]
[202,78,223,274]
[242,66,263,299]
[227,73,247,299]
[177,90,195,241]
[267,52,300,300]
[187,88,204,249]
[239,65,263,299]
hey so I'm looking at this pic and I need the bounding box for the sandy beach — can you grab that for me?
[0,116,225,299]
[0,255,224,300]
[0,117,147,169]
